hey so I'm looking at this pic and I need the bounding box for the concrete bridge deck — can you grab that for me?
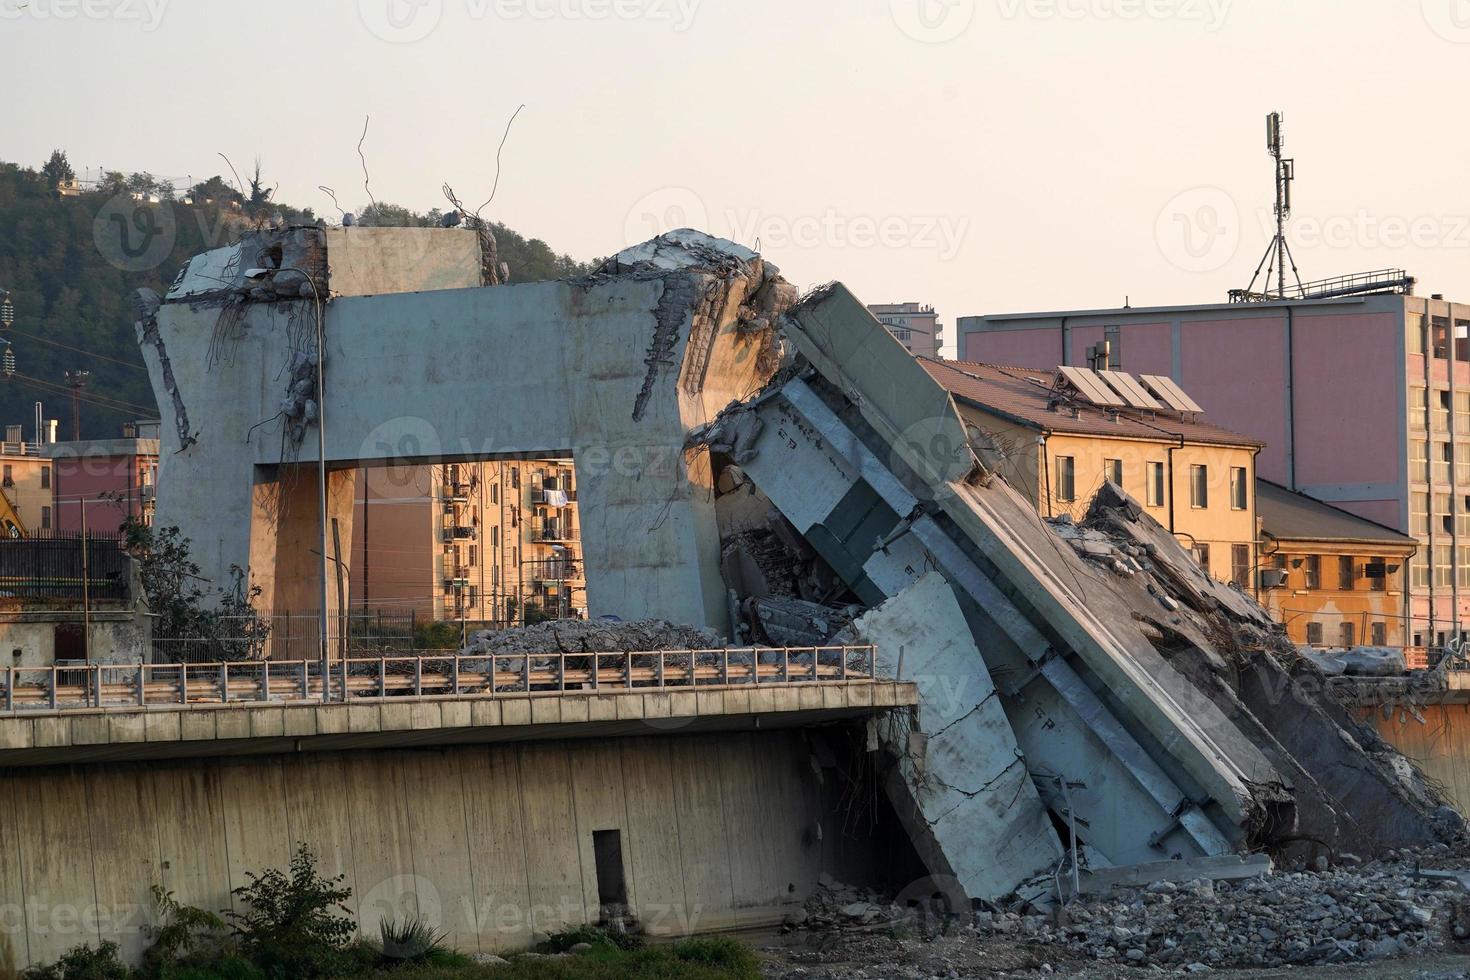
[0,649,915,767]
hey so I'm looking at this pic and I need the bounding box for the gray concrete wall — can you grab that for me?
[0,731,837,970]
[0,612,147,671]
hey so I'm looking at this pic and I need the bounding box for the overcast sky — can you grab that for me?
[3,0,1468,354]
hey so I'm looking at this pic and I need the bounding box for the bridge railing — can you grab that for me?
[0,646,878,715]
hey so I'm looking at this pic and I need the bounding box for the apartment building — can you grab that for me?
[353,458,587,626]
[959,289,1466,647]
[1256,479,1417,649]
[920,358,1261,586]
[867,302,943,358]
[46,421,160,534]
[0,425,55,536]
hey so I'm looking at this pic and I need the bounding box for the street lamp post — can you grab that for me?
[245,267,330,701]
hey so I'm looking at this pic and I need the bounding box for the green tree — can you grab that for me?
[40,149,73,189]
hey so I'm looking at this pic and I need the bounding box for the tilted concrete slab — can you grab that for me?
[0,681,915,767]
[857,573,1063,901]
[695,283,1303,895]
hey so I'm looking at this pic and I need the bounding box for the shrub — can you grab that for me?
[378,916,448,965]
[143,886,227,972]
[21,941,131,980]
[535,925,643,954]
[226,844,355,978]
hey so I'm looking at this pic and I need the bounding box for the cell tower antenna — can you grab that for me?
[1241,111,1304,301]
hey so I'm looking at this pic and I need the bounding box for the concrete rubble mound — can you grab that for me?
[463,618,723,655]
[764,848,1470,977]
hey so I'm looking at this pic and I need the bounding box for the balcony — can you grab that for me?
[442,483,471,503]
[527,558,583,583]
[533,521,578,543]
[441,525,477,543]
[531,485,577,505]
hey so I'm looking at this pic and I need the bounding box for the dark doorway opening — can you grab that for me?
[592,829,630,926]
[54,623,86,662]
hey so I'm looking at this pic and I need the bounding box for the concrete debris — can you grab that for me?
[764,852,1470,977]
[1303,645,1408,677]
[740,595,861,647]
[463,618,723,655]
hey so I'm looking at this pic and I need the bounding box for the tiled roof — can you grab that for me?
[1256,480,1416,547]
[920,358,1265,449]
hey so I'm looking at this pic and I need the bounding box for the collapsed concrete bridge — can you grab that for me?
[1,226,1450,968]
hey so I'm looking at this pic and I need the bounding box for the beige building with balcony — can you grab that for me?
[352,459,586,626]
[867,302,943,358]
[0,426,55,536]
[921,359,1263,587]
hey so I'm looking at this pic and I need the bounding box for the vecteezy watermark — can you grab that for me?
[358,0,699,43]
[93,193,178,274]
[996,0,1231,30]
[623,189,970,260]
[1267,209,1470,252]
[1154,186,1240,274]
[0,0,170,29]
[889,0,976,43]
[1422,0,1470,43]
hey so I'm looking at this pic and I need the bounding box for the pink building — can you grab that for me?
[960,290,1468,647]
[46,423,160,535]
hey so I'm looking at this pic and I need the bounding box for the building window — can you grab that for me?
[1189,465,1208,509]
[1368,556,1387,592]
[1410,386,1428,431]
[1338,555,1355,590]
[1231,544,1250,588]
[1304,555,1321,590]
[1371,622,1387,646]
[1306,622,1323,647]
[1104,458,1123,488]
[1340,622,1355,649]
[1055,456,1076,503]
[1230,467,1247,511]
[1412,493,1429,535]
[1,464,10,487]
[40,466,49,490]
[41,506,50,530]
[1147,461,1164,507]
[468,544,477,567]
[1408,313,1426,355]
[1194,542,1211,574]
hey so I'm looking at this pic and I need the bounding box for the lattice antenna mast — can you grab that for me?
[1244,112,1304,300]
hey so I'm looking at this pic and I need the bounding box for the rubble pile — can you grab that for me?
[1033,859,1465,970]
[768,855,1470,977]
[462,618,723,655]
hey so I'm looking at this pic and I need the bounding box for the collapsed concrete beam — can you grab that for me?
[854,573,1063,901]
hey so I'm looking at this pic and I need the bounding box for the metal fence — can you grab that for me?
[0,645,879,714]
[0,534,129,602]
[150,610,418,664]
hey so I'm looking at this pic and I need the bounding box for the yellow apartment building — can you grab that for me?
[0,428,55,536]
[921,359,1262,587]
[352,459,586,627]
[1256,480,1418,649]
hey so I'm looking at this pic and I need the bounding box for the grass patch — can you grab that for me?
[384,937,759,980]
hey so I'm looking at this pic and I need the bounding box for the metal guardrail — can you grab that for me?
[0,646,878,715]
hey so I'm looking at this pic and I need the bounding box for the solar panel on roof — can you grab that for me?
[1058,365,1126,407]
[1098,370,1164,410]
[1151,375,1205,414]
[1140,375,1205,414]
